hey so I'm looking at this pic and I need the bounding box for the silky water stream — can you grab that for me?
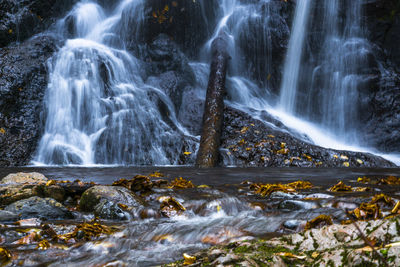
[1,167,400,266]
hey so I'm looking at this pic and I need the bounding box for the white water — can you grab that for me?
[33,0,399,166]
[279,0,312,113]
[34,0,193,165]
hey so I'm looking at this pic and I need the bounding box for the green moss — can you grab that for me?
[233,245,252,254]
[258,244,293,254]
[310,231,319,250]
[280,235,293,245]
[395,219,400,236]
[326,259,335,267]
[353,261,377,267]
[340,248,349,266]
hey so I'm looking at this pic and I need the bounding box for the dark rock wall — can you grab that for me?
[0,35,58,166]
[0,0,77,47]
[361,0,400,152]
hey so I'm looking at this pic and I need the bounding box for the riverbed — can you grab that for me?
[1,167,400,266]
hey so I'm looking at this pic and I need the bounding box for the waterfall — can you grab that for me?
[34,0,190,165]
[279,0,311,113]
[279,0,370,144]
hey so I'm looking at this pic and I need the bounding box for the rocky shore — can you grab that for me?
[1,171,400,266]
[167,216,400,266]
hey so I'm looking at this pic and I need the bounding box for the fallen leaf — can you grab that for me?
[183,253,196,265]
[276,252,306,260]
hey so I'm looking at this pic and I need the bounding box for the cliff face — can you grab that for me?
[361,0,400,152]
[0,0,399,166]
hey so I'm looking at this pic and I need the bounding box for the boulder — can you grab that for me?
[0,184,42,206]
[0,172,65,204]
[80,186,143,219]
[1,172,47,184]
[4,196,73,220]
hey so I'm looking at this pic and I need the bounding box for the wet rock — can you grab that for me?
[220,107,396,167]
[42,185,65,203]
[119,0,219,58]
[4,196,73,220]
[0,0,75,47]
[237,0,292,92]
[279,200,318,210]
[0,210,19,221]
[212,253,240,265]
[0,35,58,166]
[0,173,65,204]
[178,89,204,135]
[0,184,42,206]
[144,34,195,81]
[1,172,47,184]
[270,191,304,199]
[306,193,334,199]
[79,186,143,216]
[283,219,303,230]
[93,199,130,220]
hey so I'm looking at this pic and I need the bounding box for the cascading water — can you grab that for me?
[34,0,192,165]
[279,0,311,114]
[279,0,371,143]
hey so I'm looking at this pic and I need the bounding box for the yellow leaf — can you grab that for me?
[267,134,275,138]
[183,253,196,265]
[391,201,400,214]
[356,159,363,164]
[197,184,210,188]
[46,180,56,186]
[8,29,12,34]
[240,126,249,134]
[333,154,339,159]
[280,142,286,148]
[385,241,400,248]
[0,128,5,134]
[343,162,350,167]
[164,5,169,12]
[340,155,349,160]
[183,151,192,155]
[276,252,306,260]
[277,148,289,155]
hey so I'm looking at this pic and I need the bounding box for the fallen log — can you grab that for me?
[196,33,230,167]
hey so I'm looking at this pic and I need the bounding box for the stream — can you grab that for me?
[1,167,400,266]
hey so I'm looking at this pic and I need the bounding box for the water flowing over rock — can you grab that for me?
[0,0,399,166]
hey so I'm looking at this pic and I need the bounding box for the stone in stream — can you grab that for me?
[278,200,318,210]
[0,210,19,221]
[80,186,144,220]
[0,172,65,205]
[4,196,73,220]
[1,172,47,184]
